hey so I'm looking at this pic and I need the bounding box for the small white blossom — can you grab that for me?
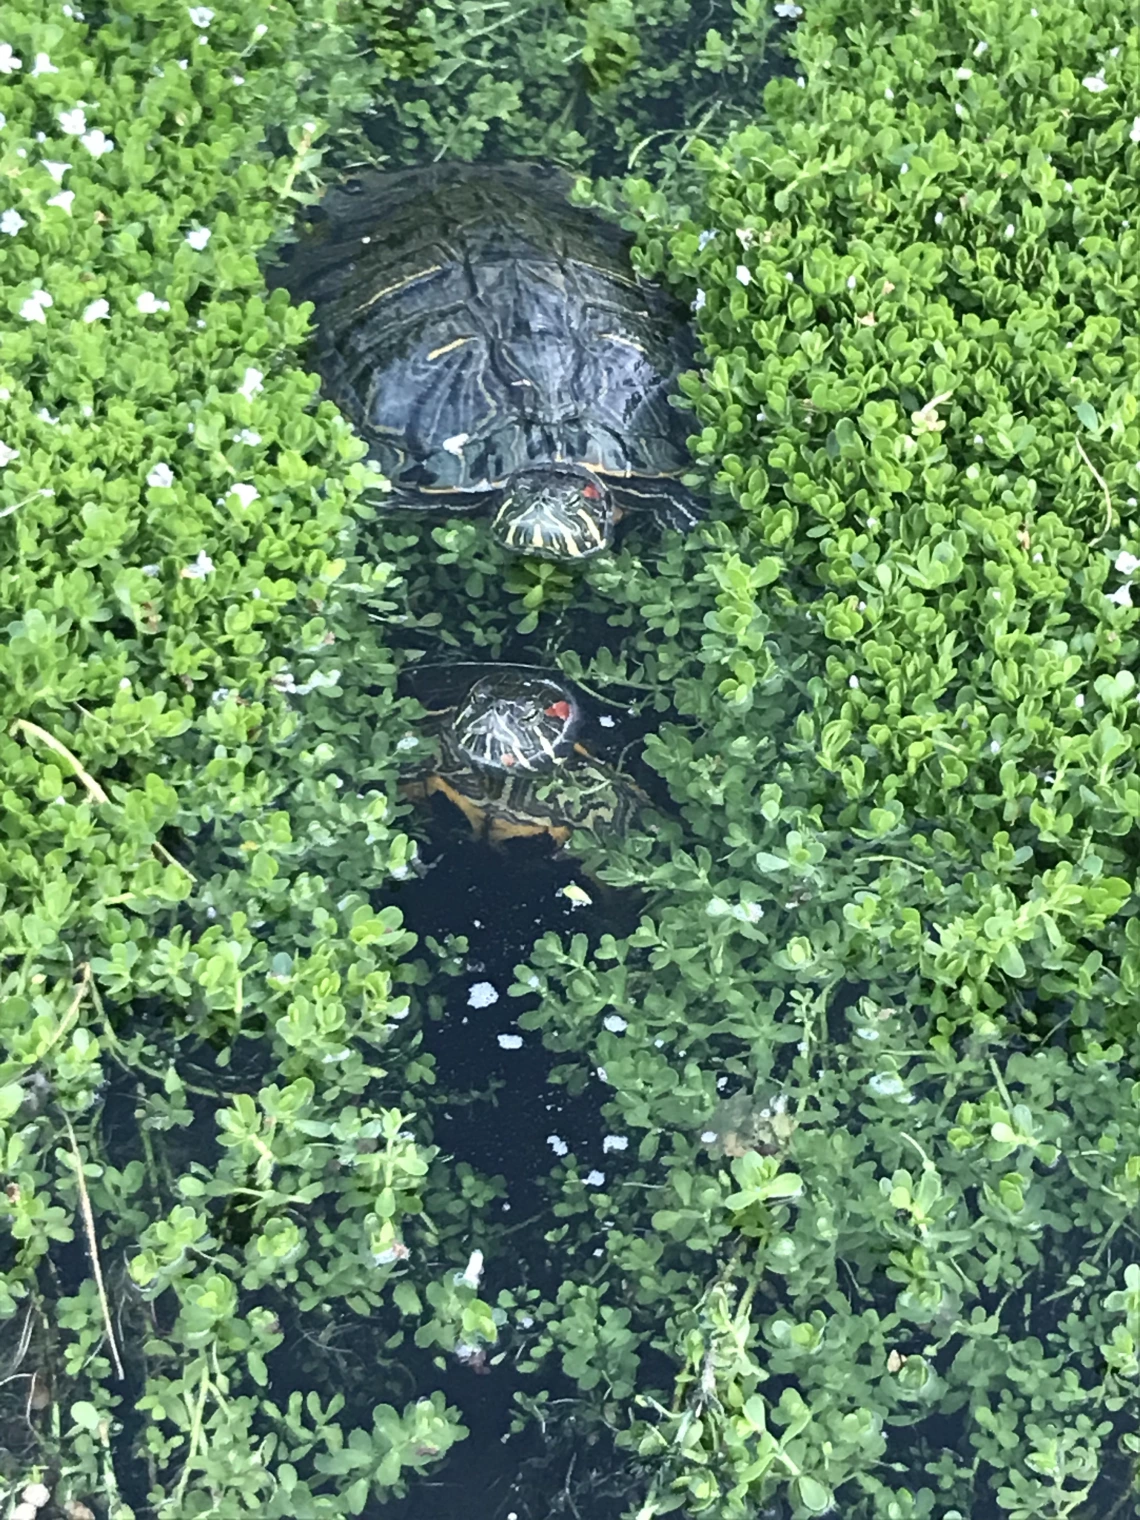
[955,67,972,80]
[884,86,894,99]
[691,288,706,312]
[30,52,58,75]
[899,162,909,174]
[19,290,52,323]
[989,739,1000,754]
[1107,585,1133,608]
[0,112,5,128]
[497,1033,523,1050]
[188,4,214,22]
[0,44,22,73]
[603,1014,628,1033]
[80,128,113,157]
[185,225,211,250]
[848,675,859,688]
[136,291,170,313]
[1004,222,1014,237]
[231,73,244,84]
[1075,692,1086,708]
[181,550,215,579]
[37,407,59,425]
[42,160,71,183]
[81,297,108,323]
[1,209,26,235]
[0,441,18,467]
[458,1249,483,1289]
[1130,118,1140,145]
[602,1135,629,1152]
[47,190,74,212]
[147,462,175,489]
[584,1170,605,1187]
[227,482,259,508]
[467,981,498,1009]
[697,229,717,250]
[236,428,261,445]
[774,1,802,14]
[846,274,857,289]
[1082,74,1108,93]
[547,1134,569,1157]
[934,211,944,225]
[238,366,263,400]
[973,39,988,55]
[701,1130,719,1143]
[735,263,752,286]
[58,106,86,135]
[1114,550,1140,575]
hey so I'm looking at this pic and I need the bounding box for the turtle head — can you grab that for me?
[490,465,616,561]
[453,672,580,773]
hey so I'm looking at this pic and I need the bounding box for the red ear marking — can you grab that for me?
[544,700,572,721]
[582,483,602,500]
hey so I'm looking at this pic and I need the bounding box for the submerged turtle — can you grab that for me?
[400,667,649,847]
[271,161,702,562]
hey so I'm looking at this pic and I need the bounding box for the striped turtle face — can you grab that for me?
[491,465,616,561]
[452,673,580,774]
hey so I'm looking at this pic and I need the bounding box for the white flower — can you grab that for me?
[1004,222,1014,237]
[496,1033,522,1050]
[137,290,170,313]
[700,1130,719,1143]
[1114,550,1140,576]
[236,428,261,445]
[1130,117,1140,145]
[458,1249,483,1289]
[691,288,706,312]
[188,4,214,22]
[547,1134,568,1156]
[846,274,857,289]
[82,298,109,322]
[989,739,1000,754]
[1082,74,1108,93]
[934,211,944,225]
[848,674,859,688]
[467,981,498,1009]
[584,1170,605,1187]
[900,162,909,174]
[1107,585,1133,608]
[0,441,18,467]
[1075,692,1086,708]
[42,160,71,183]
[884,86,894,99]
[58,106,87,135]
[238,366,263,400]
[697,229,717,249]
[0,112,5,128]
[603,1014,628,1033]
[955,67,972,80]
[227,482,259,508]
[181,550,215,579]
[47,191,74,212]
[0,44,22,73]
[30,52,58,75]
[973,39,988,55]
[185,226,211,250]
[1,209,26,235]
[774,1,802,14]
[147,462,175,488]
[602,1135,628,1153]
[735,263,751,285]
[80,129,113,157]
[19,290,52,323]
[37,407,59,425]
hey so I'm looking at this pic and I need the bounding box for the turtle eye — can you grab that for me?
[544,700,572,721]
[582,483,602,501]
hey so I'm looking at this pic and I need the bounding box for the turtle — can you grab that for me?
[269,160,702,562]
[399,667,650,847]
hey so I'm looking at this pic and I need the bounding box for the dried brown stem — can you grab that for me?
[62,1116,125,1382]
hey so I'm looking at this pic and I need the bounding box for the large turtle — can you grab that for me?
[400,667,649,846]
[270,161,702,562]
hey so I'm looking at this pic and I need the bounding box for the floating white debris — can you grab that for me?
[497,1033,523,1050]
[603,1014,628,1033]
[602,1135,628,1153]
[584,1170,605,1187]
[467,981,499,1009]
[547,1134,568,1156]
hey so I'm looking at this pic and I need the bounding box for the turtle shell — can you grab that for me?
[271,161,701,560]
[401,666,648,845]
